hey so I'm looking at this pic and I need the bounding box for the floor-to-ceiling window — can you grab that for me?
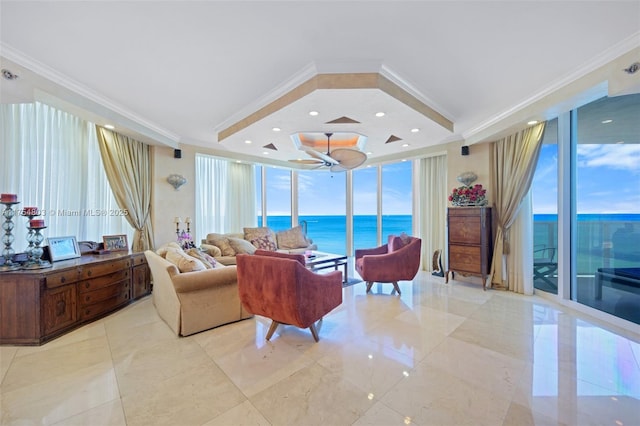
[382,161,413,238]
[263,167,291,231]
[353,167,379,250]
[533,93,640,325]
[298,170,346,254]
[532,118,559,294]
[573,94,640,324]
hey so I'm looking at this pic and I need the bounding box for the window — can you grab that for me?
[265,167,291,231]
[382,162,413,239]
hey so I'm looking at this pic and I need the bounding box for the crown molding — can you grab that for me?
[462,31,640,141]
[1,43,180,144]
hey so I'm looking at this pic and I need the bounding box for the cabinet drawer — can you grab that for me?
[449,245,482,273]
[131,253,147,267]
[45,269,81,288]
[449,216,482,244]
[79,291,130,321]
[78,269,130,293]
[79,279,130,306]
[80,258,130,280]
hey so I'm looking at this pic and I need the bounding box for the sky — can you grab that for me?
[532,143,640,214]
[259,161,413,216]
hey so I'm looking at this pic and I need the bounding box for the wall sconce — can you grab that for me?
[167,174,187,190]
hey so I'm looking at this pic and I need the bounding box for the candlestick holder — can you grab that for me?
[22,209,51,269]
[22,225,51,269]
[1,200,21,271]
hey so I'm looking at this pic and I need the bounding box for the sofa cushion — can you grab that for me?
[156,242,183,258]
[276,225,309,249]
[228,237,257,255]
[200,243,222,258]
[205,233,235,256]
[165,248,207,272]
[186,248,218,269]
[250,235,277,251]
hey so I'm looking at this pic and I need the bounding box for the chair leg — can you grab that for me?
[309,322,320,342]
[366,281,373,293]
[392,281,401,295]
[266,320,280,340]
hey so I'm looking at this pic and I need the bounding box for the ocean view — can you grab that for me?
[259,214,640,269]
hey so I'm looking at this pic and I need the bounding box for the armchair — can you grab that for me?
[236,250,342,342]
[355,235,422,295]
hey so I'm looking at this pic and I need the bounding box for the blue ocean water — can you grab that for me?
[259,215,413,254]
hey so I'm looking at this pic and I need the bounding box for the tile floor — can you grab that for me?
[1,271,639,425]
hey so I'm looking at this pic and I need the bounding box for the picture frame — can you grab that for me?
[47,236,81,262]
[103,234,129,252]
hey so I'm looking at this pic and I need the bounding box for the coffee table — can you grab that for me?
[305,251,348,283]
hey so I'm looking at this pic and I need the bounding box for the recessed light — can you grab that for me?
[272,127,281,132]
[616,141,625,144]
[366,152,373,155]
[527,120,538,125]
[601,119,613,124]
[410,128,419,133]
[104,124,115,130]
[375,112,385,117]
[401,159,407,162]
[262,151,269,155]
[309,111,319,116]
[245,140,252,144]
[402,143,410,147]
[236,160,241,163]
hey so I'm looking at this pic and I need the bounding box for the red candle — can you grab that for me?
[22,207,39,216]
[1,193,17,202]
[30,219,45,228]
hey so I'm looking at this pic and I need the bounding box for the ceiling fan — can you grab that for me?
[289,132,367,172]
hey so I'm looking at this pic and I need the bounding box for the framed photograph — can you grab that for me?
[47,236,81,262]
[103,234,129,252]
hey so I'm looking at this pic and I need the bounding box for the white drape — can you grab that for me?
[195,154,256,239]
[417,154,447,272]
[0,103,132,253]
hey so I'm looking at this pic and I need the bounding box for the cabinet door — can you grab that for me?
[449,216,482,245]
[132,264,150,299]
[42,284,77,335]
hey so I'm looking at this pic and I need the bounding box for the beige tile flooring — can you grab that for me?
[1,271,639,426]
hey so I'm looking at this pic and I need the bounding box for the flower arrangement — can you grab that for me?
[449,184,487,206]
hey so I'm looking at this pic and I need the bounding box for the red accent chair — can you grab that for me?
[236,250,342,342]
[355,235,422,295]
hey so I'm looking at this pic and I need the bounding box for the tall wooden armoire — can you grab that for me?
[446,207,493,289]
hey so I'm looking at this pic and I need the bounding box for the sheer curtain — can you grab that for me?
[489,122,546,293]
[417,154,447,271]
[195,154,256,239]
[0,103,132,253]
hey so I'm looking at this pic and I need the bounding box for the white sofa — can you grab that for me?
[144,247,252,336]
[201,226,317,265]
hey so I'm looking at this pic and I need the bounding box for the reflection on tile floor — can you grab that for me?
[1,271,639,425]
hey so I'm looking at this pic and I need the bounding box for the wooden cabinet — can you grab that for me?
[446,207,493,289]
[0,252,151,345]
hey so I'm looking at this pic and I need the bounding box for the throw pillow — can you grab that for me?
[186,248,217,269]
[388,235,406,253]
[250,235,277,251]
[276,225,309,249]
[399,232,412,245]
[156,242,183,258]
[165,248,207,272]
[204,234,235,256]
[243,227,277,247]
[200,243,222,258]
[228,237,257,255]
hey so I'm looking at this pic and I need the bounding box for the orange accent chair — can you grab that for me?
[236,250,342,342]
[355,235,422,295]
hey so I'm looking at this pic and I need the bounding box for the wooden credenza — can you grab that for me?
[446,207,493,289]
[0,252,151,345]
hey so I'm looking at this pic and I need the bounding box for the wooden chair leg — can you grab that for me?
[309,322,320,342]
[392,281,401,295]
[366,281,373,293]
[266,320,280,340]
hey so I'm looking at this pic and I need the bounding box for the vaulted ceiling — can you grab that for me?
[1,1,639,167]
